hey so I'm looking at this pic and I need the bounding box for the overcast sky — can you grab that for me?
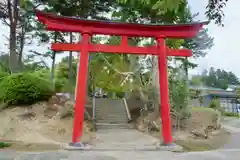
[0,0,239,76]
[188,0,240,76]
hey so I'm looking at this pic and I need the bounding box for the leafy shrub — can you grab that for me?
[0,72,54,105]
[31,69,51,80]
[54,77,75,93]
[209,98,220,109]
[116,92,125,98]
[168,69,190,129]
[208,98,224,114]
[0,71,9,82]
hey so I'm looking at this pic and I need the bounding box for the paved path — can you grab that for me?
[2,148,240,159]
[92,129,160,150]
[221,117,240,149]
[2,117,240,159]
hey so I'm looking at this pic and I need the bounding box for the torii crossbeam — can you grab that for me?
[35,10,207,147]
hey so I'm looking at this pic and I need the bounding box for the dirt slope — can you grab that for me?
[0,97,95,146]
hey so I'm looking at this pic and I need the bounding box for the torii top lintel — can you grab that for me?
[35,10,208,38]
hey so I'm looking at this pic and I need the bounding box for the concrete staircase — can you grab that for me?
[95,98,133,129]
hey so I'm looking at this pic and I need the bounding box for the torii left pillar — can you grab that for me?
[157,37,172,144]
[70,33,90,146]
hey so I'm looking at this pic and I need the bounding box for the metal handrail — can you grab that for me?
[123,98,132,122]
[92,96,97,131]
[92,96,96,121]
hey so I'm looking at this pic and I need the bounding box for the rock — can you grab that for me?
[210,115,221,129]
[59,101,74,119]
[0,103,8,111]
[58,100,92,120]
[59,110,74,119]
[135,113,162,132]
[64,100,75,109]
[31,102,48,109]
[191,126,208,139]
[84,121,95,132]
[136,121,148,132]
[44,104,61,118]
[49,104,61,111]
[48,96,60,105]
[56,93,72,104]
[48,93,72,106]
[137,125,148,132]
[135,117,148,132]
[58,128,67,135]
[81,134,93,144]
[18,112,36,120]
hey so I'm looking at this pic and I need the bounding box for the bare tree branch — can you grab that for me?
[29,50,51,58]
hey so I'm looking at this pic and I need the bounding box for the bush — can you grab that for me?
[169,71,190,129]
[0,71,9,82]
[31,69,51,80]
[54,78,75,93]
[0,72,54,105]
[208,98,224,114]
[209,98,220,109]
[116,92,125,98]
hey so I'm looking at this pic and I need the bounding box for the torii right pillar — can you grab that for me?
[157,37,173,145]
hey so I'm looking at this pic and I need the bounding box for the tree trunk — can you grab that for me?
[50,52,56,83]
[18,26,25,69]
[152,56,160,115]
[8,0,20,73]
[68,32,73,86]
[9,27,18,73]
[50,32,57,84]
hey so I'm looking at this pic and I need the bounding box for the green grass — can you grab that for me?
[0,142,11,148]
[224,112,240,118]
[176,140,212,152]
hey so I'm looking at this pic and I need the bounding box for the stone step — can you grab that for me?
[96,111,127,114]
[96,118,128,123]
[96,118,128,121]
[94,99,129,126]
[96,115,128,120]
[96,109,126,114]
[96,116,128,120]
[96,123,135,130]
[95,108,126,112]
[96,121,130,124]
[96,112,127,117]
[96,117,129,121]
[96,114,128,118]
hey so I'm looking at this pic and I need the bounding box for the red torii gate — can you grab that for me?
[35,10,207,147]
